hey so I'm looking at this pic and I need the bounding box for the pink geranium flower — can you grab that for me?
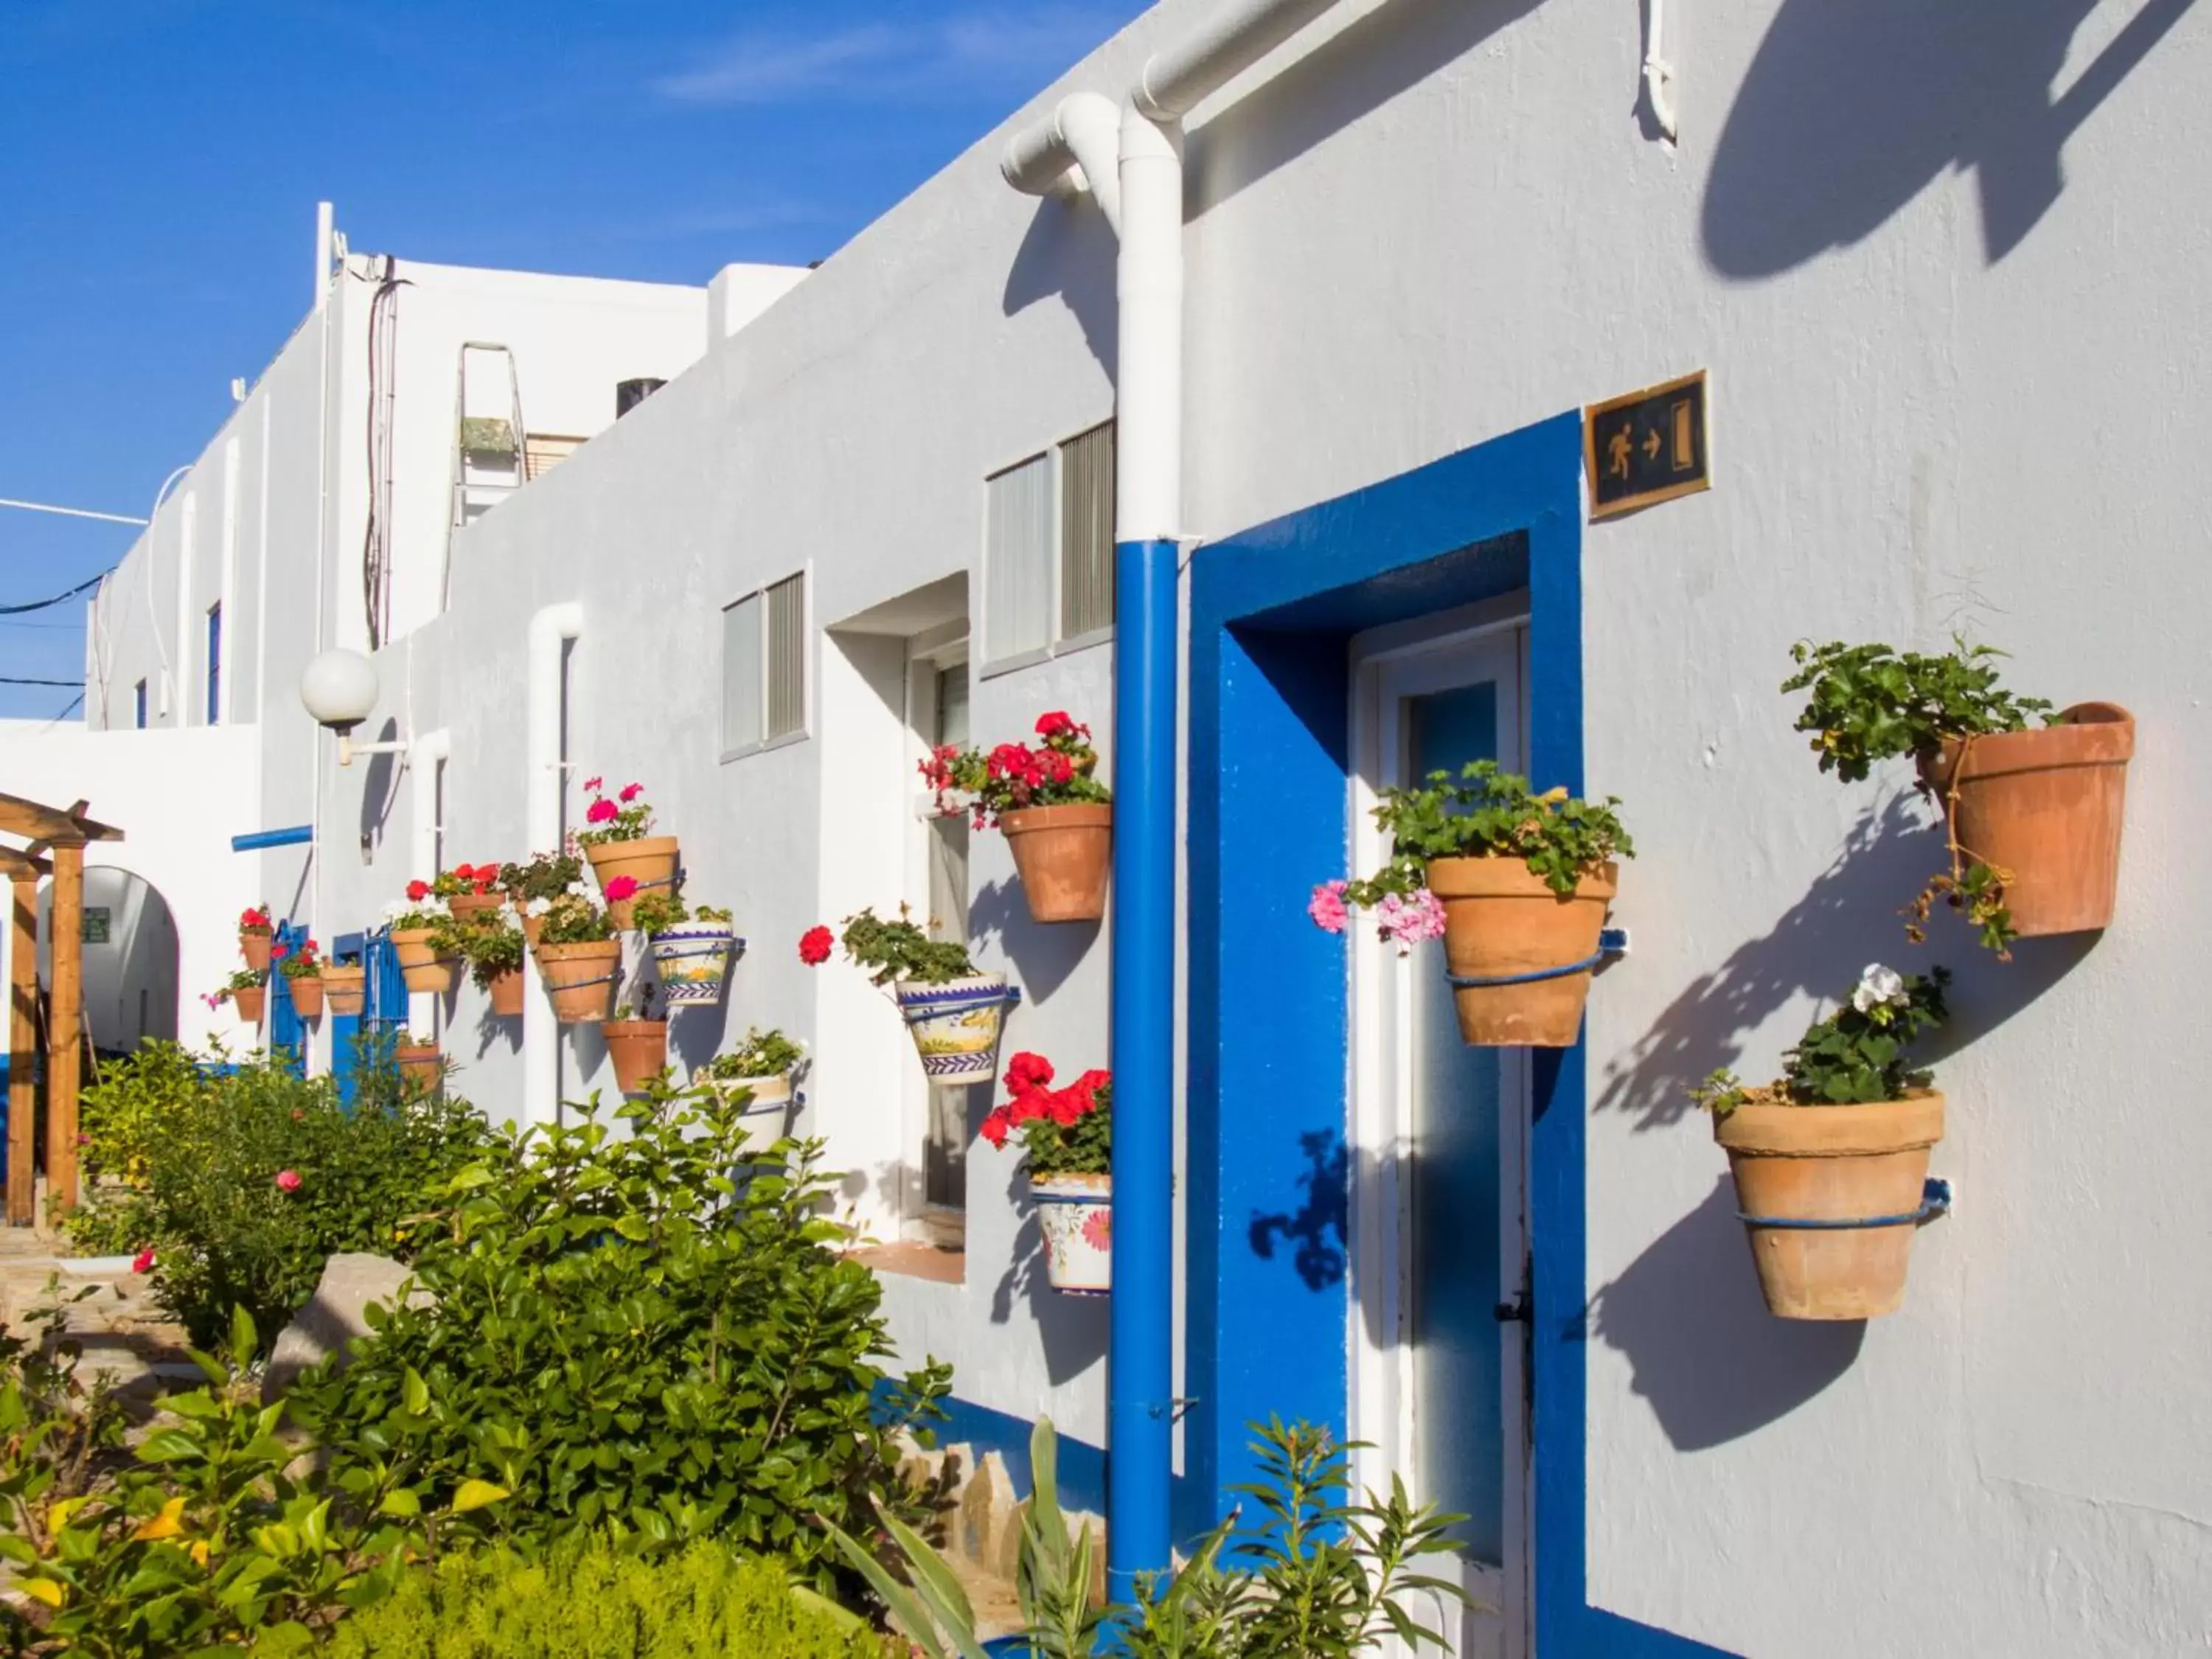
[586,798,619,824]
[274,1169,302,1193]
[1375,888,1447,953]
[131,1248,156,1274]
[1307,880,1350,934]
[583,776,602,792]
[619,782,642,803]
[604,875,639,902]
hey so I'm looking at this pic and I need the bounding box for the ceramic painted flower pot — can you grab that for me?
[1716,1090,1945,1321]
[240,931,273,973]
[396,1045,442,1096]
[322,966,366,1018]
[714,1072,794,1147]
[587,837,680,931]
[894,973,1013,1082]
[649,922,740,1006]
[603,1019,669,1096]
[1001,804,1112,923]
[485,966,524,1018]
[233,986,265,1025]
[285,975,324,1020]
[1032,1173,1112,1295]
[1428,857,1616,1048]
[1923,703,2133,937]
[537,941,620,1023]
[390,928,458,994]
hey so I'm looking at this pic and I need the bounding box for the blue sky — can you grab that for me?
[0,0,1146,717]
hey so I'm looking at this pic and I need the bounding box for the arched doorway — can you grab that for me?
[38,866,179,1057]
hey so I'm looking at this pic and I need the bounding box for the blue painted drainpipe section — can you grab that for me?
[230,825,313,852]
[1108,535,1178,1599]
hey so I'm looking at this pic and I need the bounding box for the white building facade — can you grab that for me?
[26,1,2212,1653]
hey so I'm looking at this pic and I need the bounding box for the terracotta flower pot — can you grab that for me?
[649,923,740,1006]
[240,930,273,972]
[285,975,324,1020]
[390,928,458,994]
[484,966,525,1018]
[322,966,366,1018]
[1032,1175,1112,1295]
[894,973,1014,1082]
[603,1019,669,1096]
[537,940,621,1023]
[233,985,265,1025]
[447,892,505,922]
[1716,1090,1945,1321]
[587,837,680,930]
[1427,857,1616,1047]
[521,913,544,949]
[396,1045,442,1096]
[1001,804,1112,923]
[1923,703,2133,938]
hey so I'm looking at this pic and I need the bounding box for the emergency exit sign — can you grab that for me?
[1585,370,1710,518]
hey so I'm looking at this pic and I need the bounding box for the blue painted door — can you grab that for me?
[268,921,307,1077]
[1352,622,1529,1658]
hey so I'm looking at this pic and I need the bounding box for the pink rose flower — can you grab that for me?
[1307,880,1350,934]
[274,1169,302,1193]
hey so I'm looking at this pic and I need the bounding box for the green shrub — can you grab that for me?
[68,1044,495,1349]
[324,1535,891,1658]
[285,1082,950,1593]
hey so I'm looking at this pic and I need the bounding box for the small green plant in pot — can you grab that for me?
[800,908,1013,1084]
[439,909,528,1016]
[498,848,582,943]
[1694,964,1952,1321]
[202,967,268,1026]
[984,1054,1112,1295]
[1312,760,1631,1048]
[701,1026,805,1116]
[1784,637,2133,952]
[535,888,623,1023]
[636,888,741,1008]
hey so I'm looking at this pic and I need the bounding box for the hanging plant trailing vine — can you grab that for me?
[1782,638,2058,957]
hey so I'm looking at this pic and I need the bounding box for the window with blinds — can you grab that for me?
[720,571,808,759]
[982,420,1116,668]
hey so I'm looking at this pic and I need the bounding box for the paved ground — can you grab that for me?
[0,1208,200,1402]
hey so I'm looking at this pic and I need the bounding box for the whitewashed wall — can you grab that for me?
[63,0,2212,1648]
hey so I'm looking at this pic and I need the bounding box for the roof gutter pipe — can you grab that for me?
[525,602,582,1128]
[1001,0,1356,1601]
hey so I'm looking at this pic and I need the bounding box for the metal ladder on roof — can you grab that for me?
[440,341,526,611]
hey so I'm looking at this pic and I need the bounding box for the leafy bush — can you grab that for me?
[285,1082,950,1591]
[835,1416,1467,1658]
[67,1045,495,1349]
[323,1534,891,1658]
[0,1308,431,1658]
[809,907,975,987]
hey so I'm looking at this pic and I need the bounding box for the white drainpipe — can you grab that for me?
[525,602,583,1127]
[408,727,451,1037]
[1000,0,1362,1595]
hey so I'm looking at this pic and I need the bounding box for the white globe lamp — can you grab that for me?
[299,648,397,765]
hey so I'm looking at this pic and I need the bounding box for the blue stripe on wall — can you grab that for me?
[1188,411,1735,1658]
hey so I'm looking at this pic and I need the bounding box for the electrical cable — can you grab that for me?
[0,675,83,686]
[0,569,110,615]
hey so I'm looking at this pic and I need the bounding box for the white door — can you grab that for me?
[1349,617,1532,1658]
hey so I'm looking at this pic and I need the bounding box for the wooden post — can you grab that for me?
[7,874,36,1225]
[46,842,83,1220]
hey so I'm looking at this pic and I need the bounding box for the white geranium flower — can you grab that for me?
[1852,963,1906,1014]
[566,879,592,899]
[526,895,553,917]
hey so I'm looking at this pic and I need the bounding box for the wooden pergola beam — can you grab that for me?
[0,790,122,846]
[6,869,35,1225]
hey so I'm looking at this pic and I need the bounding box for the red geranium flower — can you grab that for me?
[274,1169,302,1193]
[453,863,475,880]
[1036,711,1077,739]
[131,1248,156,1274]
[1070,1069,1110,1110]
[604,875,639,902]
[583,776,603,793]
[799,925,835,966]
[619,782,643,803]
[406,880,430,902]
[586,799,619,824]
[1039,749,1075,785]
[1045,1087,1086,1127]
[1004,1051,1055,1094]
[980,1109,1012,1149]
[271,942,288,961]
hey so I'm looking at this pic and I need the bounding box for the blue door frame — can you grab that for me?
[268,921,307,1076]
[330,929,408,1108]
[1185,411,1732,1658]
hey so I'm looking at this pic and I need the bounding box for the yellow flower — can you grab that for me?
[22,1579,65,1608]
[133,1495,187,1542]
[189,1539,211,1568]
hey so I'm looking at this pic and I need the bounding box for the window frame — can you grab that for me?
[717,565,813,764]
[976,416,1116,681]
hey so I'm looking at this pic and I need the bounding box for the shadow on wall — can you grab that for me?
[990,1166,1110,1386]
[1249,1130,1349,1295]
[1586,1177,1863,1451]
[356,717,403,858]
[1703,0,2199,273]
[1599,794,2098,1130]
[1184,0,1548,214]
[1003,195,1119,376]
[970,877,1093,1003]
